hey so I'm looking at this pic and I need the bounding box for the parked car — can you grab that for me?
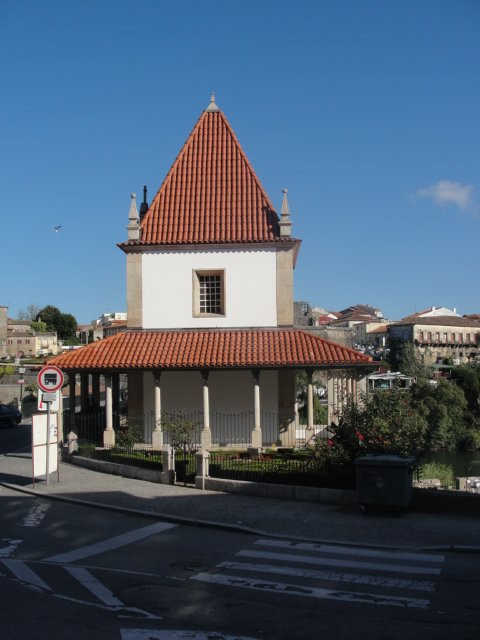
[0,404,22,427]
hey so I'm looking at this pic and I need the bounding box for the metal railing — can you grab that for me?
[141,410,280,447]
[208,451,355,489]
[65,408,328,449]
[63,408,105,445]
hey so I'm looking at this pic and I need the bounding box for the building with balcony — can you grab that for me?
[388,316,480,366]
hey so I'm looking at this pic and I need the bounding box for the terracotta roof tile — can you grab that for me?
[394,316,480,328]
[133,109,281,245]
[48,329,374,371]
[367,325,389,334]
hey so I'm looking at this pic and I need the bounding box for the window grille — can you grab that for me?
[199,274,222,314]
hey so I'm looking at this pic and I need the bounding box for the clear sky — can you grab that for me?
[1,0,479,324]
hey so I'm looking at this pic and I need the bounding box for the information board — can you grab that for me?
[38,389,60,412]
[32,413,58,483]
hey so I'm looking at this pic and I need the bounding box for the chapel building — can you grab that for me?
[50,95,375,448]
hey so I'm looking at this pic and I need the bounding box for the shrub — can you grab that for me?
[77,442,96,458]
[418,461,454,488]
[114,424,143,448]
[331,389,428,459]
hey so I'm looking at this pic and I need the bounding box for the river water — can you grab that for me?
[424,450,480,477]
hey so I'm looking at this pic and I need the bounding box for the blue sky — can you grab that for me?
[1,0,479,324]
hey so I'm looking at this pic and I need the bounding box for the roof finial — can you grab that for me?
[279,188,292,237]
[139,185,148,222]
[127,192,141,241]
[206,91,219,112]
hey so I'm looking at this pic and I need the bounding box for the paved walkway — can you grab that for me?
[1,451,480,552]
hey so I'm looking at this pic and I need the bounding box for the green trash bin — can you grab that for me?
[354,454,416,514]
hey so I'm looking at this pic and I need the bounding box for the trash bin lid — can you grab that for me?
[354,454,416,466]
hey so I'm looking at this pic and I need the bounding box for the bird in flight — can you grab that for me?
[54,225,62,232]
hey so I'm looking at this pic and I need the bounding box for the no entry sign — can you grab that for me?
[37,365,64,393]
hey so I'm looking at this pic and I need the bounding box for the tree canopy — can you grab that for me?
[16,304,41,321]
[411,376,480,450]
[331,388,428,459]
[36,305,78,340]
[30,320,47,333]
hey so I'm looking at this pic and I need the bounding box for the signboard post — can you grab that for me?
[37,366,64,486]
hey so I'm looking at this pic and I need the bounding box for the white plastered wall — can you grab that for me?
[141,248,278,328]
[143,369,278,416]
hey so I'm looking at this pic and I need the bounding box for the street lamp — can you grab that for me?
[18,365,26,411]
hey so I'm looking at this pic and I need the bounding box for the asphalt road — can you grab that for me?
[0,420,31,455]
[1,423,480,640]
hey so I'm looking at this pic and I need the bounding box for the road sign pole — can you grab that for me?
[46,401,51,486]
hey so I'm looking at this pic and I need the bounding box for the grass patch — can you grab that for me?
[417,461,454,488]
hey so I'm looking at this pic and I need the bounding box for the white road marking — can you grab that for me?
[0,538,23,558]
[218,561,436,592]
[121,630,258,639]
[255,539,445,564]
[191,572,430,609]
[2,559,52,592]
[44,521,177,563]
[64,566,124,606]
[18,502,50,528]
[237,549,442,575]
[54,592,161,618]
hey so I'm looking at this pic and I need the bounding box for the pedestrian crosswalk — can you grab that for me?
[190,537,445,609]
[0,536,446,613]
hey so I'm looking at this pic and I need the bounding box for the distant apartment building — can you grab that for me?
[293,302,336,327]
[328,304,384,330]
[365,324,389,349]
[354,321,388,346]
[6,331,59,358]
[82,311,128,341]
[0,310,60,358]
[408,306,460,319]
[388,316,480,365]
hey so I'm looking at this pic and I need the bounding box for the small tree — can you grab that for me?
[16,304,41,321]
[398,342,430,379]
[31,320,47,333]
[162,411,199,459]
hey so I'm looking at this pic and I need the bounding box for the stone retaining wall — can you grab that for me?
[196,476,357,505]
[68,453,167,484]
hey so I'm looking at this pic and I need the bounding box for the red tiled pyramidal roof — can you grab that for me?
[48,329,374,370]
[132,102,281,245]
